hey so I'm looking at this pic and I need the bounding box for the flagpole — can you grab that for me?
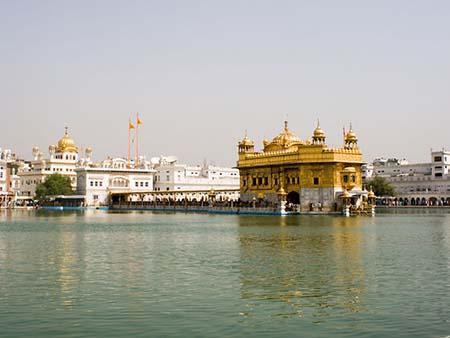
[128,118,131,168]
[135,112,139,166]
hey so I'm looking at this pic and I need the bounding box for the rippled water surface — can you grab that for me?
[0,210,449,337]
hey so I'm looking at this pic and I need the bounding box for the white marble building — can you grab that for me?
[18,128,92,197]
[152,156,240,200]
[76,157,156,206]
[0,149,25,208]
[0,149,17,207]
[364,149,450,205]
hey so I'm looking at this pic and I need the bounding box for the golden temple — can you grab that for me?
[237,120,369,213]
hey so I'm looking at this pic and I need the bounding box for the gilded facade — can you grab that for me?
[237,121,367,212]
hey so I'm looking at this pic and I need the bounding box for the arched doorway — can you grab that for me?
[287,191,300,205]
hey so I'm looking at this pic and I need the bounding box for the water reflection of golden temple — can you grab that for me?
[237,120,374,214]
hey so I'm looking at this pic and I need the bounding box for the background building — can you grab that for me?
[18,128,92,197]
[364,149,450,205]
[76,157,156,207]
[152,156,239,200]
[0,148,20,208]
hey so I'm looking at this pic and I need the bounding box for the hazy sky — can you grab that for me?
[1,0,450,166]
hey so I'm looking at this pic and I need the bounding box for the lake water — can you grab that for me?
[0,210,449,338]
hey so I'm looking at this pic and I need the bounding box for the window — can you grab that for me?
[243,179,246,186]
[140,182,144,187]
[434,156,442,162]
[435,173,443,177]
[252,177,257,186]
[352,175,356,183]
[264,177,268,185]
[99,182,103,187]
[145,182,149,187]
[313,177,319,185]
[95,181,98,187]
[274,178,278,185]
[258,177,262,185]
[343,175,349,183]
[135,182,138,187]
[90,181,94,187]
[166,187,170,191]
[93,195,98,200]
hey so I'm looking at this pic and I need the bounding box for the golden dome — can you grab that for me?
[313,120,326,139]
[345,125,358,142]
[239,134,255,147]
[313,126,325,138]
[264,121,306,152]
[368,189,376,199]
[56,127,78,153]
[341,190,351,199]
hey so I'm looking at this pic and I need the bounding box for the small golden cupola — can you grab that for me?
[312,120,326,145]
[56,127,79,153]
[344,124,358,149]
[238,131,255,154]
[264,120,305,152]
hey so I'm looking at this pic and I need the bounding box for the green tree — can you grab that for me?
[366,176,395,197]
[35,173,73,201]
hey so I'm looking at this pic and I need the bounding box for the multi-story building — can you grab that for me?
[236,121,369,212]
[152,156,239,191]
[153,156,239,196]
[0,149,16,207]
[18,128,92,197]
[0,149,25,208]
[76,157,156,206]
[364,149,450,205]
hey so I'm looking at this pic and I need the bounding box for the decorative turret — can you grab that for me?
[312,120,326,145]
[32,146,40,160]
[344,123,358,149]
[238,131,255,154]
[85,147,93,161]
[48,144,56,159]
